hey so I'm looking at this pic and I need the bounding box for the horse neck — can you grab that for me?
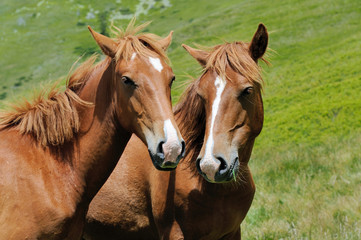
[72,58,131,201]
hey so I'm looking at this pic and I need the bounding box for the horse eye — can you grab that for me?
[121,76,137,87]
[242,87,253,96]
[141,40,149,47]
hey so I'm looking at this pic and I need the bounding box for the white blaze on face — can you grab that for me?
[162,119,181,163]
[131,52,137,61]
[149,57,163,72]
[201,76,226,181]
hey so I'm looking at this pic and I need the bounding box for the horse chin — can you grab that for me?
[203,176,234,184]
[148,150,178,171]
[155,163,178,171]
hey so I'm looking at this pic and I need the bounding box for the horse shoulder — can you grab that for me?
[0,130,81,239]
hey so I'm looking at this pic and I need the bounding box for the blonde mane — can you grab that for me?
[0,19,167,147]
[203,42,264,88]
[0,56,96,147]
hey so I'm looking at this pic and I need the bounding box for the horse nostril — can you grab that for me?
[157,141,165,155]
[196,158,202,173]
[217,156,228,174]
[180,140,186,157]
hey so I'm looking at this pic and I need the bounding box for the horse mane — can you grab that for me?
[174,78,205,173]
[202,41,264,89]
[0,56,97,147]
[112,18,169,64]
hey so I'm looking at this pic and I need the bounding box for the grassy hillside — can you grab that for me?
[1,0,360,239]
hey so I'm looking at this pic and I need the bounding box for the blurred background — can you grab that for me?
[1,0,360,238]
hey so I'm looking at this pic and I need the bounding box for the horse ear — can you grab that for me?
[158,31,173,51]
[88,26,118,58]
[182,44,209,67]
[249,23,268,61]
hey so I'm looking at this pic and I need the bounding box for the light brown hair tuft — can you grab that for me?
[201,41,265,89]
[111,18,169,64]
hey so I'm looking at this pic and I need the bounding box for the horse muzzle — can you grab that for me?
[196,155,239,183]
[149,138,185,171]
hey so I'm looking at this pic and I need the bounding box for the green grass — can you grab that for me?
[1,0,360,238]
[245,133,361,239]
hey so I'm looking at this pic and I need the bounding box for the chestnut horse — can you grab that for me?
[84,24,268,239]
[0,20,184,240]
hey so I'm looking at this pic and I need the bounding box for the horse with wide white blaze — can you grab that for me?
[0,19,184,240]
[83,23,268,240]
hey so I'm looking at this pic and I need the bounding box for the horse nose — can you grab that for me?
[148,140,167,170]
[151,140,165,163]
[214,156,230,182]
[155,140,165,158]
[214,156,239,182]
[197,155,239,183]
[161,138,185,169]
[196,157,204,176]
[216,156,228,175]
[196,155,221,182]
[180,140,186,158]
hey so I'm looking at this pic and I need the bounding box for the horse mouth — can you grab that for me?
[227,158,240,182]
[148,150,178,171]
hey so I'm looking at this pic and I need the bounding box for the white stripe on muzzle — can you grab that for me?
[162,119,181,163]
[200,75,226,181]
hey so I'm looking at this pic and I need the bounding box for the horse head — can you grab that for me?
[88,24,185,170]
[182,24,268,182]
